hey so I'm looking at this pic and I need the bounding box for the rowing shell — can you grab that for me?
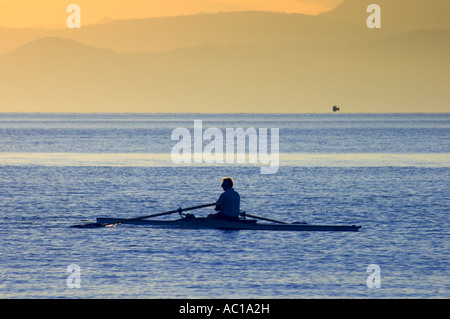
[96,217,361,232]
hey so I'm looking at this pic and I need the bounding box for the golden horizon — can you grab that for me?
[0,0,342,29]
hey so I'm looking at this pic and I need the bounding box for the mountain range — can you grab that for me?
[0,0,449,113]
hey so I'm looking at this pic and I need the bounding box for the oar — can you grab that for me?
[71,202,216,228]
[240,212,287,224]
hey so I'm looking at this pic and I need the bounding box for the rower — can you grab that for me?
[208,177,240,221]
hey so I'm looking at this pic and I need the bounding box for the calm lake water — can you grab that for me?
[0,113,449,298]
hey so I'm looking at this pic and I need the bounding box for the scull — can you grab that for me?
[95,216,361,232]
[71,203,361,231]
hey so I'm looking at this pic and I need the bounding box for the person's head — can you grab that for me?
[221,177,234,190]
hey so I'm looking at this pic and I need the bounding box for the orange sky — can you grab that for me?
[0,0,341,29]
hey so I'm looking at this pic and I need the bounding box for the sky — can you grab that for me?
[0,0,342,28]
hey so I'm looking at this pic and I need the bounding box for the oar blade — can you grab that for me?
[70,222,104,229]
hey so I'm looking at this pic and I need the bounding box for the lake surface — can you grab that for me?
[0,113,449,298]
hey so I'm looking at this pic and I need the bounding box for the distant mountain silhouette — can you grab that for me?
[2,1,450,55]
[0,1,449,113]
[1,12,338,55]
[1,29,448,113]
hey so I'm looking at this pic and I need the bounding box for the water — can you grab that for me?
[0,113,449,298]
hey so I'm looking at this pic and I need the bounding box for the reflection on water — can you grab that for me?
[0,152,448,167]
[281,153,450,167]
